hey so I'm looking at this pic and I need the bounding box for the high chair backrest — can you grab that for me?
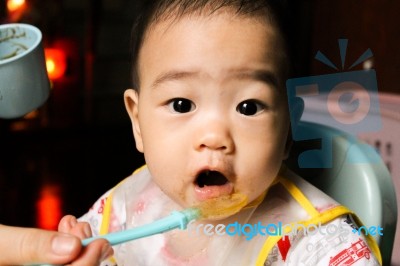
[285,121,397,266]
[300,91,400,265]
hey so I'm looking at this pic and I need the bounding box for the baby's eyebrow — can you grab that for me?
[230,69,279,89]
[151,70,197,89]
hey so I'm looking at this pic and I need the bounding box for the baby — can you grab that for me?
[59,0,382,265]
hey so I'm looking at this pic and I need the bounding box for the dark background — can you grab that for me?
[0,0,399,228]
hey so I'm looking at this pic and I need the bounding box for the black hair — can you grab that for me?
[130,0,291,91]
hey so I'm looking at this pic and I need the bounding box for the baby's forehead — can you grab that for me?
[139,8,288,89]
[145,9,285,59]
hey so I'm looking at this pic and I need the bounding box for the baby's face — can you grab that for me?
[126,11,290,210]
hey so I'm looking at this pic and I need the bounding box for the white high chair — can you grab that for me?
[298,92,400,265]
[285,121,397,266]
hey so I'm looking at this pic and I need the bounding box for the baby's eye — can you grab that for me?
[168,98,195,113]
[236,100,265,116]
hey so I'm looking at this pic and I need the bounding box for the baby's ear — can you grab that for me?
[124,89,144,152]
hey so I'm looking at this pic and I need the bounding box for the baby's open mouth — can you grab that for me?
[195,170,229,187]
[193,170,233,201]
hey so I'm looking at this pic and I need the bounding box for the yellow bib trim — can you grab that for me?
[99,192,113,235]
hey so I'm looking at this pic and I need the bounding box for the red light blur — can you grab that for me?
[45,48,67,80]
[7,0,26,12]
[36,184,63,230]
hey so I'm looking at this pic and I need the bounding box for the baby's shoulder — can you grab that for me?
[284,170,340,211]
[252,172,340,225]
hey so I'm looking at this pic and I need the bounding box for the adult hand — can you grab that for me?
[0,224,112,266]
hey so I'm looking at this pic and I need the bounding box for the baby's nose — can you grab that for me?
[194,118,234,153]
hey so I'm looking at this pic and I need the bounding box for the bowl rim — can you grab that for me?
[0,23,42,65]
